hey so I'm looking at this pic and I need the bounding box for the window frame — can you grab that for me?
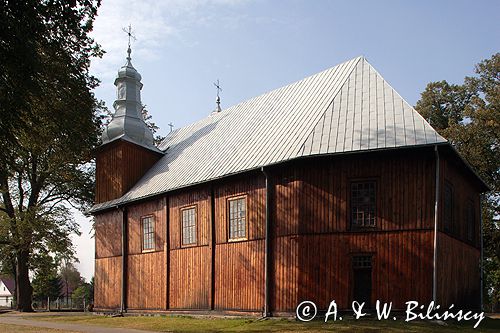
[349,179,377,230]
[465,199,475,243]
[141,215,156,253]
[227,195,248,242]
[180,205,198,247]
[443,181,454,233]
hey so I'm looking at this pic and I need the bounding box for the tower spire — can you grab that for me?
[100,27,159,152]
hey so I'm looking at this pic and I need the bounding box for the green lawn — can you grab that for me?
[34,314,500,332]
[0,323,79,333]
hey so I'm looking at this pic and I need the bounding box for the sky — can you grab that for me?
[72,0,499,281]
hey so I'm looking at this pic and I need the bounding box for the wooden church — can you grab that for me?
[90,49,488,315]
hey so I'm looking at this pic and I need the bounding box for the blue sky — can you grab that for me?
[73,0,499,280]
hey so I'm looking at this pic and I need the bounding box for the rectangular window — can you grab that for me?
[181,206,197,246]
[351,181,376,228]
[443,182,453,233]
[141,216,155,251]
[228,196,247,240]
[466,200,475,242]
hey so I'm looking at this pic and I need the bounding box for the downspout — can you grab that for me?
[120,206,128,314]
[480,195,484,311]
[210,185,216,310]
[261,167,271,317]
[432,145,440,303]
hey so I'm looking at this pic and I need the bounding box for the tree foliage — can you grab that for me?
[415,53,500,309]
[59,261,83,298]
[31,254,61,301]
[0,0,103,311]
[72,277,93,306]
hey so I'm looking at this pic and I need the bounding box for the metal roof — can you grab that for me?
[90,56,446,213]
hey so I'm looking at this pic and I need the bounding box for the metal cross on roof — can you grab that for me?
[168,122,174,132]
[213,79,222,98]
[123,24,136,48]
[213,79,222,112]
[122,24,136,60]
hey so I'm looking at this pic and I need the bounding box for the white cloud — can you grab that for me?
[90,0,249,82]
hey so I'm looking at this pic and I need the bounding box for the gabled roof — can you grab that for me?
[90,56,446,212]
[0,277,15,294]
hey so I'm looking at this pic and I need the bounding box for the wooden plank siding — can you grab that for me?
[94,257,122,310]
[95,140,162,203]
[126,199,166,310]
[435,149,481,308]
[94,210,122,310]
[213,174,266,311]
[436,232,480,308]
[93,147,483,313]
[438,153,482,247]
[296,231,433,310]
[168,187,211,309]
[270,149,437,311]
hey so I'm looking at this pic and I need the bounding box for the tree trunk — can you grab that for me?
[16,250,33,312]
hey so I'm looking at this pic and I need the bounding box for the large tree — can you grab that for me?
[415,53,500,310]
[0,0,103,311]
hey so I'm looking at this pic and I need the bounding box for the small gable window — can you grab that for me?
[141,216,155,251]
[351,181,376,228]
[181,206,197,246]
[228,196,247,240]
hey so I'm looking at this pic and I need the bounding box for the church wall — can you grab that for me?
[94,210,123,310]
[438,151,482,246]
[126,199,166,310]
[213,174,266,311]
[95,140,162,203]
[435,151,482,308]
[436,232,480,308]
[168,187,211,309]
[269,149,437,311]
[93,147,482,313]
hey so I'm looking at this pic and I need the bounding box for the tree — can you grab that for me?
[59,261,83,299]
[141,105,166,146]
[0,0,104,311]
[415,53,500,310]
[72,277,93,307]
[31,254,61,302]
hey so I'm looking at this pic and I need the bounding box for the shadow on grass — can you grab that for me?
[30,314,500,333]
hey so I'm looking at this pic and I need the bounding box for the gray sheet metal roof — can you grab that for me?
[90,56,446,212]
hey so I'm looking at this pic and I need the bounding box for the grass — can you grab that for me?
[0,323,79,333]
[32,313,500,332]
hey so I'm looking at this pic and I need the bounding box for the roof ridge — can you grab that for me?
[295,56,362,155]
[159,56,364,151]
[361,57,446,143]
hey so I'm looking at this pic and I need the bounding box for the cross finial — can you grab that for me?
[213,79,222,112]
[168,122,174,132]
[122,24,136,62]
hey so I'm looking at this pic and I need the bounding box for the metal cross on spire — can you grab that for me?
[122,24,136,61]
[213,79,222,112]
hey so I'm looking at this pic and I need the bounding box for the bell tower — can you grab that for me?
[95,37,163,204]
